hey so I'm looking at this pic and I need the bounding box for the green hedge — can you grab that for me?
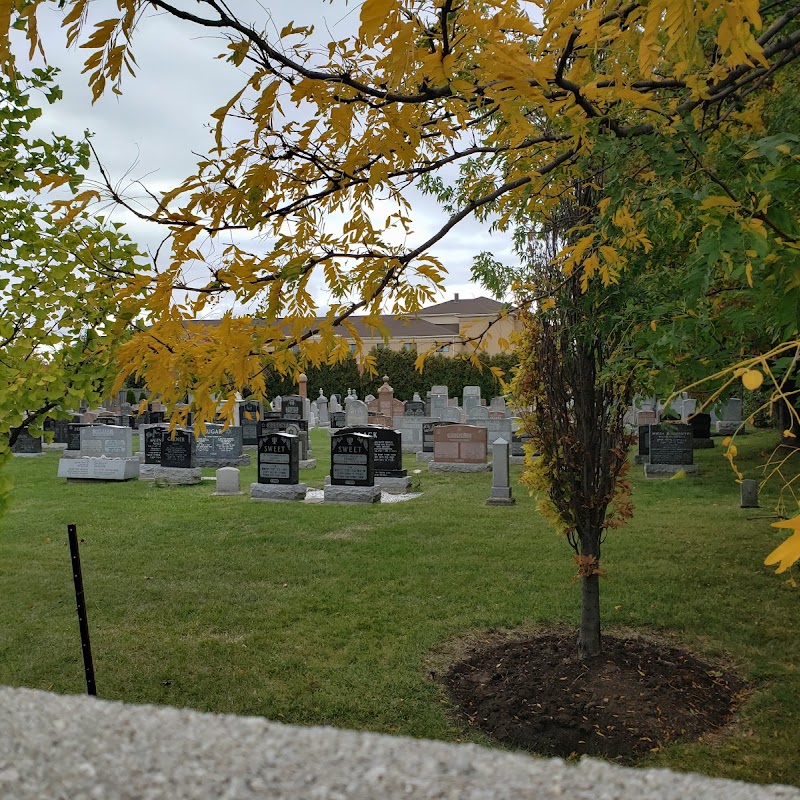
[263,349,518,402]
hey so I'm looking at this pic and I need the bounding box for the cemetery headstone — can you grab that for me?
[316,390,330,426]
[251,432,307,501]
[330,411,347,429]
[689,412,714,449]
[330,432,374,486]
[257,432,300,485]
[213,467,242,496]
[423,421,455,453]
[486,438,515,505]
[740,479,759,508]
[160,429,195,469]
[462,386,482,416]
[154,429,202,485]
[431,424,490,472]
[80,425,133,458]
[325,432,380,503]
[194,425,248,467]
[345,398,369,428]
[717,397,744,435]
[144,425,169,464]
[258,418,313,465]
[11,430,43,457]
[467,406,489,422]
[440,406,462,423]
[239,400,262,446]
[404,401,426,417]
[644,423,698,477]
[281,395,305,421]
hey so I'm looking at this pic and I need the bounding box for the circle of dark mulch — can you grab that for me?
[443,632,746,763]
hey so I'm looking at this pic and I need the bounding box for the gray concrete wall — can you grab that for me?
[2,686,798,799]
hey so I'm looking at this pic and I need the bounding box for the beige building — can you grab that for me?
[333,295,519,356]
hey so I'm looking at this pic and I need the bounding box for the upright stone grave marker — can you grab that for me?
[345,398,369,428]
[80,425,133,458]
[716,398,744,435]
[404,401,426,417]
[635,425,651,464]
[281,395,305,421]
[316,390,330,427]
[325,432,380,503]
[251,432,306,501]
[154,429,201,486]
[238,400,262,446]
[11,430,43,457]
[421,421,455,457]
[486,438,515,505]
[430,424,490,472]
[330,411,347,429]
[258,418,314,466]
[339,426,409,491]
[429,386,449,419]
[644,424,697,477]
[689,412,714,449]
[462,386,482,416]
[139,424,169,479]
[194,425,249,468]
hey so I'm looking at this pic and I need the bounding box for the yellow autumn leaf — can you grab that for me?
[784,429,797,438]
[540,297,556,311]
[765,516,800,573]
[741,368,764,390]
[670,469,686,480]
[650,320,657,331]
[699,195,740,210]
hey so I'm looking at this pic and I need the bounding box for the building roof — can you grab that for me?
[418,296,504,316]
[340,316,459,339]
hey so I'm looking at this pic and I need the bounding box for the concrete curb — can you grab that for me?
[2,687,799,800]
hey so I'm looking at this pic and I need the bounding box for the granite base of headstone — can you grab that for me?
[740,479,759,508]
[58,457,139,481]
[250,482,308,502]
[153,466,203,486]
[139,464,156,481]
[324,474,411,493]
[299,458,317,470]
[415,451,435,462]
[429,461,491,473]
[212,467,243,496]
[42,442,68,451]
[644,463,699,477]
[715,421,746,436]
[323,484,381,504]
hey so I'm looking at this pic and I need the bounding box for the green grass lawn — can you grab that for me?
[2,428,799,786]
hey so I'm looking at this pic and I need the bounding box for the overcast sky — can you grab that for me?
[22,0,517,315]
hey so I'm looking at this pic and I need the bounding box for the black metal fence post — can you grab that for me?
[67,524,96,696]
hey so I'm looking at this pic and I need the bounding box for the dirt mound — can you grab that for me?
[444,632,745,762]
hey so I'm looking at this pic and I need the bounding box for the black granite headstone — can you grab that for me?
[330,411,347,428]
[67,423,90,451]
[330,432,374,486]
[257,433,300,485]
[52,420,71,443]
[422,421,456,453]
[240,401,261,446]
[144,426,169,465]
[160,429,194,468]
[258,418,309,459]
[649,424,694,465]
[638,425,650,457]
[281,395,305,421]
[404,401,426,417]
[11,430,42,454]
[339,426,405,477]
[689,413,712,440]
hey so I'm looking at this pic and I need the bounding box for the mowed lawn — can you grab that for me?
[2,428,799,786]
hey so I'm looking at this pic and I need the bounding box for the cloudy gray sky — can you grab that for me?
[23,0,516,315]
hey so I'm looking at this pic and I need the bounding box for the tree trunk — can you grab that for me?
[578,572,602,659]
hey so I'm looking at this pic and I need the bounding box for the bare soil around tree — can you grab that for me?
[442,631,746,763]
